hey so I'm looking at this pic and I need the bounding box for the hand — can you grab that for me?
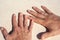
[0,13,33,40]
[27,6,60,39]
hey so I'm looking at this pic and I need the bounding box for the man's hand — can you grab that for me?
[0,13,33,40]
[27,6,60,39]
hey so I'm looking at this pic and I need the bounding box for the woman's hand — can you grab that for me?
[27,5,60,39]
[0,13,33,40]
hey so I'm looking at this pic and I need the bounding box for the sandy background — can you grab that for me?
[0,0,60,40]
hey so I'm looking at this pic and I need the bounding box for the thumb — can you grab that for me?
[37,32,49,39]
[0,27,8,38]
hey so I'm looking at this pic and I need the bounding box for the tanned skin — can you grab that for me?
[0,13,33,40]
[0,5,60,40]
[27,5,60,40]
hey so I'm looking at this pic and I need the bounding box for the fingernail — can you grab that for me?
[41,5,45,8]
[14,14,16,16]
[18,12,20,15]
[0,27,4,31]
[27,10,31,12]
[28,10,32,12]
[32,6,36,8]
[12,14,16,16]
